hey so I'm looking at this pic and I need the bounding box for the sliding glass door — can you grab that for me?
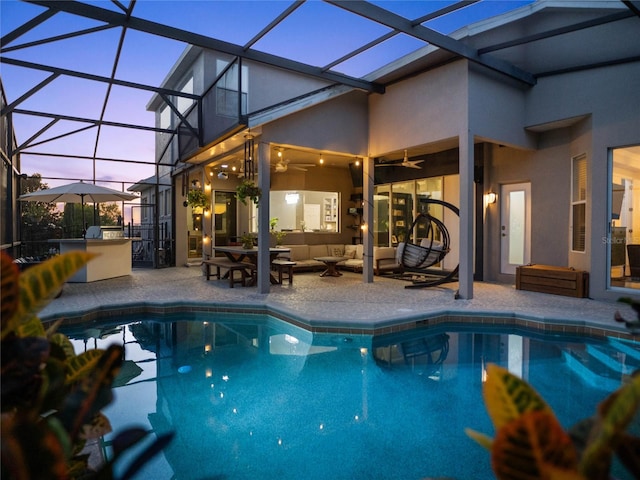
[609,146,640,291]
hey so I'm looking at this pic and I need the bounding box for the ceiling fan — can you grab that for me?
[377,150,424,169]
[273,157,317,173]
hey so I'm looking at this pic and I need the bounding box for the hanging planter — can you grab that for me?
[236,180,262,206]
[187,189,210,212]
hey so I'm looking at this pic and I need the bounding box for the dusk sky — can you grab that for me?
[1,0,534,191]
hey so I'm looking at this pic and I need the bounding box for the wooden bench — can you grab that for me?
[516,264,589,298]
[271,259,296,285]
[203,259,255,288]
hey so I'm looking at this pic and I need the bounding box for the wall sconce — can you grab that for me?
[486,192,497,204]
[204,183,212,191]
[203,234,209,243]
[319,154,324,165]
[360,223,367,231]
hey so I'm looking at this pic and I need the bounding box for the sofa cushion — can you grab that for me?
[419,238,444,250]
[344,244,357,259]
[283,245,310,262]
[309,244,329,259]
[326,244,345,257]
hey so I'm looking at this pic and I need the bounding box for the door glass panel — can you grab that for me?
[610,146,640,290]
[416,178,443,243]
[508,190,525,265]
[391,182,414,243]
[214,191,237,246]
[374,185,390,246]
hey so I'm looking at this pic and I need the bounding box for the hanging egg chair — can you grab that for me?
[397,199,459,288]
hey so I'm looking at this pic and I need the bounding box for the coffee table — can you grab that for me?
[313,256,347,277]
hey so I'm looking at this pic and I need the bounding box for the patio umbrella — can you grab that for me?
[19,181,138,236]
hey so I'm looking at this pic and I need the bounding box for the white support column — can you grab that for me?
[362,156,374,283]
[257,142,271,294]
[458,128,474,299]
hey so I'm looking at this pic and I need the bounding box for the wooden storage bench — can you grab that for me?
[516,264,589,298]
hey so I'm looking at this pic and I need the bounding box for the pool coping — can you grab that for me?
[41,299,640,342]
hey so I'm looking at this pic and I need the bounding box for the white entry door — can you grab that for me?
[500,182,531,274]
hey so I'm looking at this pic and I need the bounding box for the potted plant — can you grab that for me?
[269,217,287,246]
[240,232,255,249]
[187,189,210,212]
[0,251,173,478]
[236,180,262,206]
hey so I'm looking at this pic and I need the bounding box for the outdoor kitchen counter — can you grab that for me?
[52,238,132,282]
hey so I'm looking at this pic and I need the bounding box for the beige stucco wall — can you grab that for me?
[368,61,468,156]
[525,62,640,300]
[261,90,369,156]
[468,67,536,150]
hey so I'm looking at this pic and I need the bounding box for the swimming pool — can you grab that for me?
[62,313,639,480]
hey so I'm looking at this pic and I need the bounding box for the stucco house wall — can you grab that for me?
[261,90,369,156]
[368,61,468,156]
[524,61,640,300]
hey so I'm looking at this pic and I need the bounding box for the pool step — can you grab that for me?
[586,344,639,376]
[562,349,626,391]
[608,339,640,362]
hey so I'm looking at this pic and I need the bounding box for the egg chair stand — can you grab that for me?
[395,199,459,289]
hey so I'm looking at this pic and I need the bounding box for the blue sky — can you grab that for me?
[1,0,534,189]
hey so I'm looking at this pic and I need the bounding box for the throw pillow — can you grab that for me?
[344,245,357,259]
[332,247,344,257]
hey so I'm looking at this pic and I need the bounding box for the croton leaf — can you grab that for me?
[614,432,640,478]
[492,410,582,480]
[1,411,69,480]
[49,332,76,362]
[579,373,640,478]
[79,411,112,441]
[17,314,46,339]
[484,363,554,430]
[13,252,97,332]
[465,427,494,450]
[57,344,123,441]
[1,335,50,411]
[1,252,20,335]
[66,349,105,385]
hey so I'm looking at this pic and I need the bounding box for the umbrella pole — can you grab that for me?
[81,195,86,238]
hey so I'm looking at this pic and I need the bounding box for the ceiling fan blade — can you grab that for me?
[290,166,308,171]
[404,160,424,169]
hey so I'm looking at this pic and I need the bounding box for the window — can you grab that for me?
[177,76,194,115]
[571,154,587,252]
[160,105,171,129]
[216,60,248,117]
[269,190,339,232]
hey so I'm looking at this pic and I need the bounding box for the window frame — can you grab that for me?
[570,154,587,253]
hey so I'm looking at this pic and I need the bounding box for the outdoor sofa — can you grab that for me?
[278,244,402,275]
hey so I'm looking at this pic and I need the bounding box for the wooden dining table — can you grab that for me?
[212,246,291,286]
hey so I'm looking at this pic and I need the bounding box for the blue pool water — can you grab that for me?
[62,314,639,480]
